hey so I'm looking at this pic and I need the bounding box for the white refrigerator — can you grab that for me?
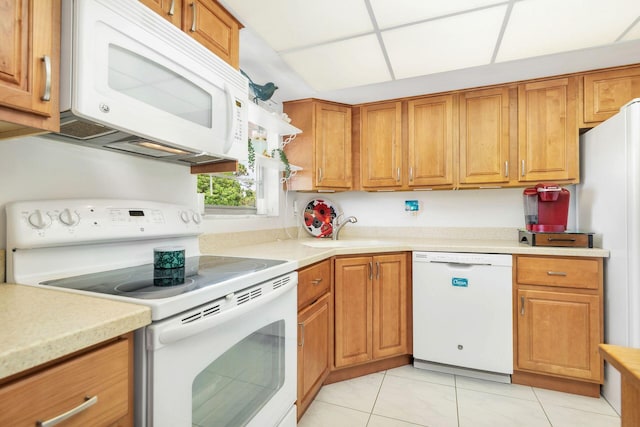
[577,97,640,414]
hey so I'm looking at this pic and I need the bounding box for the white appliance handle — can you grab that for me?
[156,279,295,346]
[223,83,235,154]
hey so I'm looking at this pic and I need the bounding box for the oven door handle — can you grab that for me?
[153,279,296,347]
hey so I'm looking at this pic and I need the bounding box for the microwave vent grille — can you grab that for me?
[59,118,116,140]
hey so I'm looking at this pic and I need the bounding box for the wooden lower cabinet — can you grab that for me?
[0,334,133,426]
[513,255,603,396]
[297,293,331,417]
[334,253,409,369]
[296,260,332,420]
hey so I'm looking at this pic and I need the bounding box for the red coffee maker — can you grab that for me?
[523,183,570,232]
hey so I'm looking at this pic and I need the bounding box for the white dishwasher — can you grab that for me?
[412,252,513,382]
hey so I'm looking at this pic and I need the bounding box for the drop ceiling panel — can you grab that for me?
[622,19,640,41]
[370,0,507,29]
[281,35,390,91]
[383,6,508,79]
[221,0,373,51]
[497,0,640,62]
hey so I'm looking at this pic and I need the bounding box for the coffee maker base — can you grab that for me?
[518,229,594,248]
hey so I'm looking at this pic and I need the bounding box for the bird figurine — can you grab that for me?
[240,69,278,104]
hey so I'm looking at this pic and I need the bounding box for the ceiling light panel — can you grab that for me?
[220,0,373,51]
[497,0,640,62]
[281,35,391,91]
[370,0,507,29]
[382,5,508,79]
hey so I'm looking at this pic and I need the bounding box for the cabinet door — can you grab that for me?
[361,102,403,188]
[372,254,408,359]
[139,0,183,27]
[518,77,578,182]
[334,257,372,367]
[0,0,59,129]
[184,0,240,68]
[407,95,454,188]
[315,102,352,189]
[517,289,602,381]
[297,293,331,416]
[583,66,640,125]
[459,87,511,185]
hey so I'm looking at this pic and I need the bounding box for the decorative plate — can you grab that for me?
[302,198,338,238]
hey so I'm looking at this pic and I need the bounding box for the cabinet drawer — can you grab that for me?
[298,260,331,310]
[0,338,130,427]
[516,256,601,289]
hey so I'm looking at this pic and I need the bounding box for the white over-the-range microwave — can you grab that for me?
[44,0,248,166]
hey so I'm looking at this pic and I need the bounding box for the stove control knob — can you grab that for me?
[180,210,191,223]
[192,212,202,224]
[28,210,52,229]
[59,208,80,226]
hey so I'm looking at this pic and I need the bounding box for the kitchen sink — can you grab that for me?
[301,239,391,248]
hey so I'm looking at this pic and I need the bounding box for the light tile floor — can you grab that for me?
[297,365,621,427]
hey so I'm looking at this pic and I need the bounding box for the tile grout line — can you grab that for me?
[531,387,554,427]
[454,375,461,427]
[365,369,387,426]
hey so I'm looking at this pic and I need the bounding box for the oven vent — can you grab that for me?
[180,303,221,324]
[181,312,202,324]
[272,275,291,290]
[237,286,263,305]
[203,304,221,318]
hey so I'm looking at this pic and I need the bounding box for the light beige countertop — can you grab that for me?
[0,284,151,380]
[202,236,609,269]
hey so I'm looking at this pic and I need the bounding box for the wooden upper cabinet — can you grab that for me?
[360,101,403,189]
[0,0,60,136]
[582,65,640,126]
[185,0,240,69]
[459,87,512,185]
[283,99,352,191]
[518,77,578,183]
[139,0,182,27]
[407,95,454,188]
[139,0,240,69]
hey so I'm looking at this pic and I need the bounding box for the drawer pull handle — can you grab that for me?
[37,395,97,427]
[190,2,197,32]
[168,0,175,15]
[520,296,525,315]
[311,278,323,286]
[298,322,304,347]
[547,271,567,276]
[547,237,576,242]
[41,56,51,102]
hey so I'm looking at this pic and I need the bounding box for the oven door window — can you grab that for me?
[192,320,285,426]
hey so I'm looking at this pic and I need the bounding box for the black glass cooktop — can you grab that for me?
[41,256,286,299]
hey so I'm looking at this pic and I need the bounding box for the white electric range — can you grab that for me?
[6,198,298,427]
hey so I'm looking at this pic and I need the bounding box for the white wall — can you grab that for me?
[0,136,196,245]
[293,186,576,231]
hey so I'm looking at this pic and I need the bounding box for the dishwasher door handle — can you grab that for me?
[427,261,493,267]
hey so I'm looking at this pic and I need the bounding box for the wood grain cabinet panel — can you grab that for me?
[360,102,403,189]
[0,337,132,427]
[582,66,640,125]
[334,253,408,368]
[297,293,331,419]
[517,289,601,381]
[0,0,60,136]
[284,99,352,191]
[296,260,333,420]
[139,0,183,27]
[459,87,511,185]
[407,95,454,188]
[518,77,579,183]
[140,0,240,68]
[513,255,603,396]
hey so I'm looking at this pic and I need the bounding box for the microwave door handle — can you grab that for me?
[155,279,295,347]
[223,83,235,154]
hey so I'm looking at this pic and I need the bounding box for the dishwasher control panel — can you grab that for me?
[413,251,512,266]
